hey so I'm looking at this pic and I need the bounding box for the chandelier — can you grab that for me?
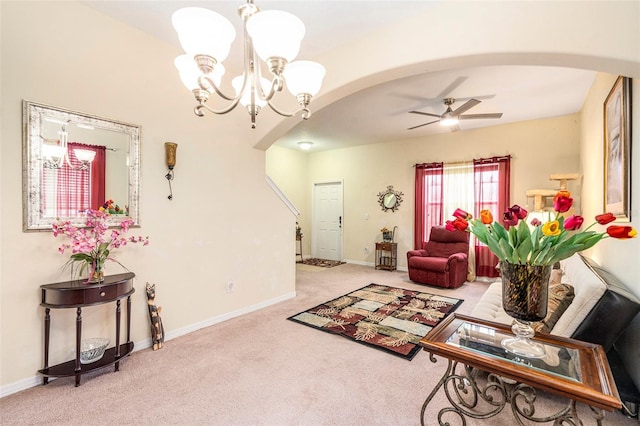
[172,1,326,129]
[42,122,96,170]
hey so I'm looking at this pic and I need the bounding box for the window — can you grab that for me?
[41,143,106,218]
[415,156,511,278]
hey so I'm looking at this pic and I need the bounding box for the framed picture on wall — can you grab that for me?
[603,76,632,222]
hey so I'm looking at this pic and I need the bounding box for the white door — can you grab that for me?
[312,181,343,261]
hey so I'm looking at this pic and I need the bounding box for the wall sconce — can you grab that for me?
[165,142,178,200]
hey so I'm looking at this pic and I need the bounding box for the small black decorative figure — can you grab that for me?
[145,282,165,350]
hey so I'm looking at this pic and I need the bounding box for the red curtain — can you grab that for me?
[414,162,443,249]
[85,144,106,210]
[54,143,106,216]
[473,156,511,277]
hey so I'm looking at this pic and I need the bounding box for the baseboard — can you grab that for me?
[343,259,374,267]
[0,290,296,398]
[164,291,296,341]
[0,376,43,399]
[343,259,408,272]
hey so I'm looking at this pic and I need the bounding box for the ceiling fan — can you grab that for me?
[408,98,503,132]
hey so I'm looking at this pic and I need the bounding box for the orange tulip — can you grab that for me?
[480,210,493,224]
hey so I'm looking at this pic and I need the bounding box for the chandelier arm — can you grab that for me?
[195,98,242,117]
[257,75,281,102]
[266,101,311,119]
[198,75,239,102]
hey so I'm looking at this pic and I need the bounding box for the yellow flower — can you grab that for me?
[542,220,561,236]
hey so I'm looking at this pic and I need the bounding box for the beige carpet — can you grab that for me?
[0,263,635,425]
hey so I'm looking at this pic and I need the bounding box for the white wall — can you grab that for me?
[1,2,295,393]
[580,74,640,290]
[265,146,311,256]
[269,114,581,267]
[2,0,639,396]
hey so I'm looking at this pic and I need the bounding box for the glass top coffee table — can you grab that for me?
[418,314,621,425]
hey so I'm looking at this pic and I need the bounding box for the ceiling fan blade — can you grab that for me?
[409,110,441,118]
[436,76,468,100]
[407,120,439,130]
[459,113,503,120]
[452,98,481,115]
[449,124,461,133]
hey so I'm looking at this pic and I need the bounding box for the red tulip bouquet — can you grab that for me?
[446,190,636,266]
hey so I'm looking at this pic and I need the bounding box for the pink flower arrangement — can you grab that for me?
[53,209,149,281]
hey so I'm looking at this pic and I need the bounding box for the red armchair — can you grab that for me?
[407,226,469,289]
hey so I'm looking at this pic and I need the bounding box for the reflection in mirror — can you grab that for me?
[23,100,140,231]
[377,185,404,212]
[383,193,397,209]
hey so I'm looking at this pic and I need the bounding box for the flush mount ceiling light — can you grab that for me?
[172,1,326,129]
[297,141,313,150]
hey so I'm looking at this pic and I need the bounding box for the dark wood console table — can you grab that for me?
[39,272,135,387]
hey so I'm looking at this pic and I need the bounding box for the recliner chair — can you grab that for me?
[407,226,469,288]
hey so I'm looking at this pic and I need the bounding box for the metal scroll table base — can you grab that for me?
[420,355,605,426]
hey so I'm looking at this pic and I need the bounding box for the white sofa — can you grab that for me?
[471,253,640,415]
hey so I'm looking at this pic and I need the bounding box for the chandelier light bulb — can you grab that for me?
[246,10,305,63]
[74,148,97,163]
[42,143,65,161]
[172,7,236,62]
[284,61,326,97]
[232,75,270,109]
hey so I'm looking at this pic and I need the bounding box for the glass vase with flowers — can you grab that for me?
[53,209,149,283]
[446,190,636,358]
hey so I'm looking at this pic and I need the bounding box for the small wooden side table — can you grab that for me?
[39,272,135,387]
[375,242,397,271]
[296,235,304,262]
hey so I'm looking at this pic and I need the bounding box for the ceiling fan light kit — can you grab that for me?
[172,1,326,129]
[409,97,503,132]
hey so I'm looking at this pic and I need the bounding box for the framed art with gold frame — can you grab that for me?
[603,76,632,222]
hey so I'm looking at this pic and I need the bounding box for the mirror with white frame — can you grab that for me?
[23,100,140,231]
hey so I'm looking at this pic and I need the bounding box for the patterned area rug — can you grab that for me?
[297,258,346,268]
[288,283,463,360]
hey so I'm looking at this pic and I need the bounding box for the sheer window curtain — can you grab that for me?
[414,156,511,278]
[443,162,476,280]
